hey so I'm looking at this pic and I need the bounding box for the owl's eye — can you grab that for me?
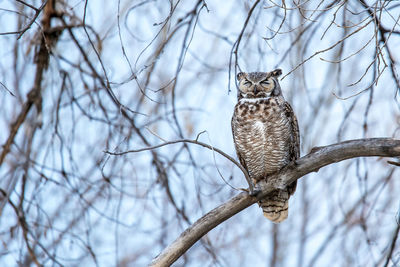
[243,80,252,86]
[260,79,270,85]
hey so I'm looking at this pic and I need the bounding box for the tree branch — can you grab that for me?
[105,136,254,193]
[149,138,400,267]
[0,0,56,167]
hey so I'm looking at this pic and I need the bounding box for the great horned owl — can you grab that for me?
[231,69,300,223]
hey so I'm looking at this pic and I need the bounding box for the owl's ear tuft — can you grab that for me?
[271,69,282,77]
[237,72,245,81]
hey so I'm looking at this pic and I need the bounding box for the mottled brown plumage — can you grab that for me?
[231,69,299,223]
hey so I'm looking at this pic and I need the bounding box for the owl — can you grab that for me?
[231,69,300,223]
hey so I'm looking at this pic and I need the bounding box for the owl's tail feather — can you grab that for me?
[258,189,289,223]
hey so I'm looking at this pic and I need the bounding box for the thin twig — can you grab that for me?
[104,137,254,193]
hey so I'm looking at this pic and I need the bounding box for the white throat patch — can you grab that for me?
[239,97,271,104]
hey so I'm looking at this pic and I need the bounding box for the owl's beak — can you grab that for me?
[253,86,258,95]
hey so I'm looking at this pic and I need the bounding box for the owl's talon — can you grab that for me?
[249,188,261,196]
[248,183,261,196]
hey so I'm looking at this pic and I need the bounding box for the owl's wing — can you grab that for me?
[231,116,257,193]
[284,101,300,160]
[236,149,248,173]
[231,118,248,171]
[284,101,300,195]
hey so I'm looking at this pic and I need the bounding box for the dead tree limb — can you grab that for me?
[149,138,400,267]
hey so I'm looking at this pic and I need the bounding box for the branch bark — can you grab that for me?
[0,0,57,167]
[149,138,400,267]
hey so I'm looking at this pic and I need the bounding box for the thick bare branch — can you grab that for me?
[149,138,400,267]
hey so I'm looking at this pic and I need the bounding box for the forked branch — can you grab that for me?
[149,138,400,267]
